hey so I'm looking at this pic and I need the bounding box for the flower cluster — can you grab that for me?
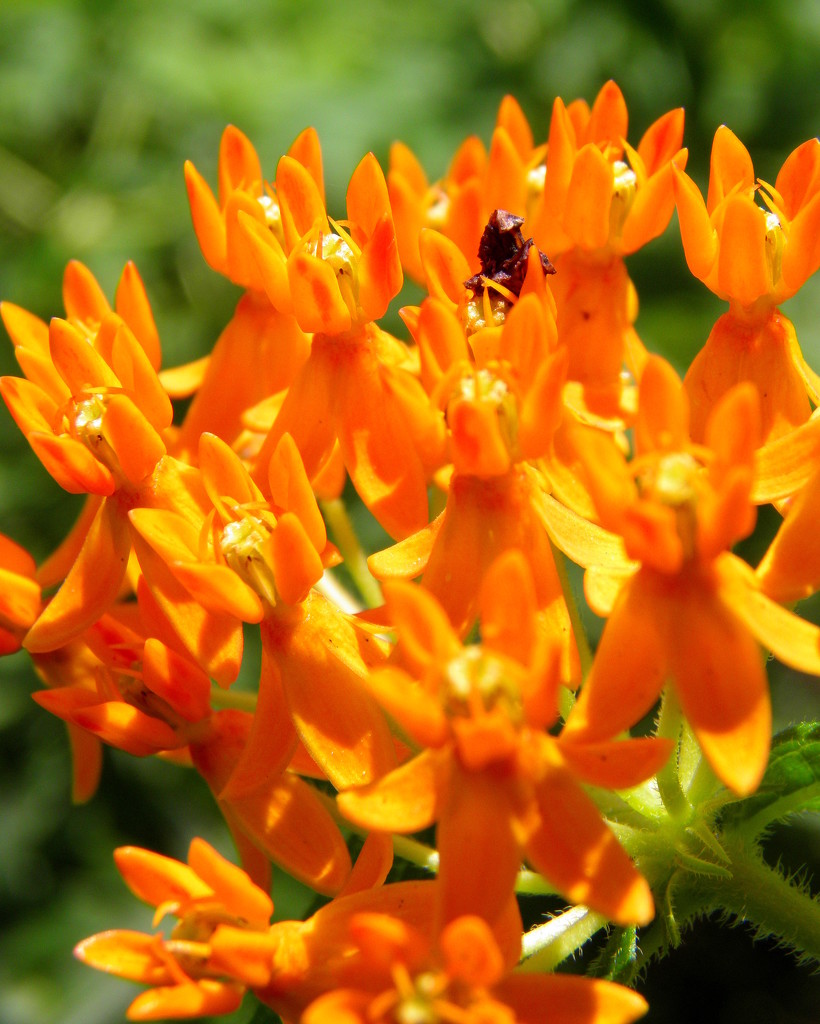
[3,80,820,1022]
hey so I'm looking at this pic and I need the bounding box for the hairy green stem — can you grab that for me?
[518,906,608,972]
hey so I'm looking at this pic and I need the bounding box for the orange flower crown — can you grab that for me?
[3,80,820,1023]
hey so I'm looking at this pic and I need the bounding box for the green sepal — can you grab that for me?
[246,1000,284,1024]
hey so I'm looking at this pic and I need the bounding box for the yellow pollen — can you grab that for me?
[257,193,286,247]
[451,367,520,462]
[462,291,512,336]
[764,210,784,285]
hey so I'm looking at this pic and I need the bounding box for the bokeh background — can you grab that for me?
[1,2,819,1022]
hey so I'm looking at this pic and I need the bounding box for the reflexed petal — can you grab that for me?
[103,394,165,486]
[25,498,130,653]
[270,512,325,604]
[437,765,521,928]
[72,701,180,756]
[497,973,648,1024]
[29,431,116,495]
[756,466,820,602]
[486,125,527,216]
[366,665,449,748]
[142,639,211,723]
[668,578,771,795]
[563,573,667,742]
[127,980,243,1021]
[338,748,448,832]
[527,769,654,925]
[268,432,326,553]
[63,259,111,324]
[288,250,352,335]
[277,154,328,247]
[706,126,754,211]
[673,167,717,283]
[218,124,262,202]
[557,736,672,790]
[346,151,392,238]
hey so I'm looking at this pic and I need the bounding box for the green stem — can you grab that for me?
[209,688,258,711]
[321,498,383,608]
[697,837,820,961]
[518,906,608,972]
[655,686,689,820]
[548,538,593,683]
[733,781,820,844]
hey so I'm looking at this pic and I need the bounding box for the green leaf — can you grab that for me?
[720,722,820,837]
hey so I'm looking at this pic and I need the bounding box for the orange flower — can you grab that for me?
[301,913,648,1024]
[341,552,669,929]
[674,127,820,441]
[32,604,212,757]
[238,148,445,539]
[131,431,396,791]
[75,838,276,1020]
[562,356,820,794]
[0,261,186,652]
[529,81,687,410]
[389,95,547,282]
[174,125,317,456]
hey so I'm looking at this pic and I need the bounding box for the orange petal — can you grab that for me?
[667,575,771,795]
[218,124,262,202]
[263,596,396,790]
[74,930,171,984]
[437,765,521,928]
[563,572,667,741]
[185,160,227,272]
[366,665,449,749]
[270,512,324,604]
[188,837,273,926]
[25,498,130,652]
[103,394,165,486]
[288,126,325,198]
[277,154,328,248]
[142,638,212,723]
[418,229,471,306]
[114,845,212,906]
[72,701,181,755]
[716,194,770,306]
[62,259,111,324]
[485,126,527,216]
[268,432,326,553]
[706,125,754,211]
[673,166,718,283]
[115,262,161,371]
[564,145,613,251]
[288,250,352,334]
[338,747,449,832]
[557,735,672,790]
[127,980,244,1021]
[497,973,648,1024]
[638,107,685,174]
[346,151,391,238]
[527,768,654,925]
[358,212,403,322]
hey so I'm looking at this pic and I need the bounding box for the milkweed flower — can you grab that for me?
[372,223,581,653]
[341,552,670,928]
[674,127,820,441]
[389,95,547,282]
[301,913,648,1024]
[131,431,397,791]
[530,80,687,412]
[562,356,820,795]
[175,125,318,456]
[75,839,277,1020]
[239,148,446,539]
[0,261,188,652]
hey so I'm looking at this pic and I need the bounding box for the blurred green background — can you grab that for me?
[1,1,819,1022]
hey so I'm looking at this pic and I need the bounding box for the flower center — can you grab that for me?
[219,515,278,606]
[462,290,513,336]
[449,367,520,464]
[637,451,702,559]
[442,647,524,726]
[61,391,121,476]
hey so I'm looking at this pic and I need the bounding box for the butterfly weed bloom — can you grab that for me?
[0,261,189,652]
[176,125,317,456]
[301,913,648,1024]
[130,430,396,793]
[238,146,446,539]
[562,356,820,795]
[0,531,41,655]
[341,552,671,929]
[674,127,820,442]
[389,95,548,283]
[530,81,687,415]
